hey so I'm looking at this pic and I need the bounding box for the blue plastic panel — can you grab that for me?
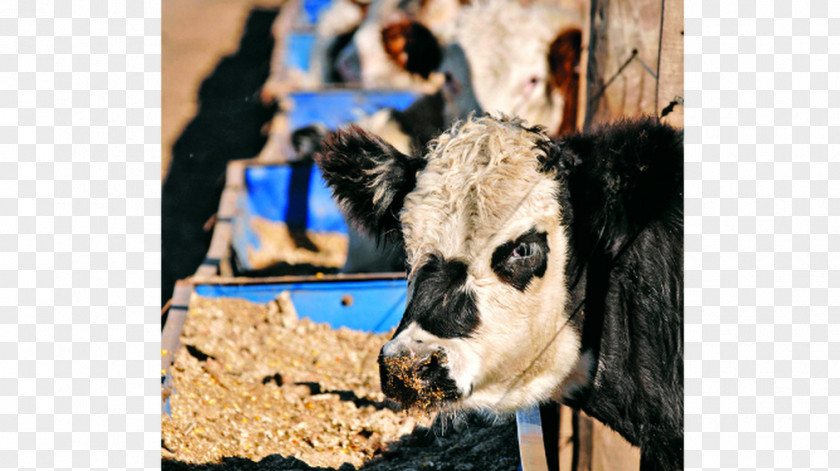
[283,31,315,72]
[231,163,348,272]
[301,0,333,25]
[195,279,407,334]
[244,164,347,233]
[286,90,419,131]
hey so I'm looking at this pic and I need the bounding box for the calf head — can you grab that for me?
[317,115,583,412]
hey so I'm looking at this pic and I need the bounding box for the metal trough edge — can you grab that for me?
[516,405,550,471]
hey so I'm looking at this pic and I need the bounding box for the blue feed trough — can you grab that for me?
[242,164,347,234]
[194,277,407,334]
[231,162,349,274]
[283,30,316,73]
[161,274,408,420]
[230,90,418,274]
[300,0,333,25]
[286,90,419,131]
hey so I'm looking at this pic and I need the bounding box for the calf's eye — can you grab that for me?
[510,242,534,259]
[490,229,550,291]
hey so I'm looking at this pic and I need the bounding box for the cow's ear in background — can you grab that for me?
[381,20,442,79]
[548,28,583,137]
[316,125,426,242]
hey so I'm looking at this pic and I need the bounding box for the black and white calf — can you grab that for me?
[315,115,683,470]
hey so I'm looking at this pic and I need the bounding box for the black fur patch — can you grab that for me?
[315,126,426,243]
[395,254,479,339]
[538,116,683,259]
[290,124,329,160]
[536,117,684,469]
[490,229,549,291]
[326,28,359,83]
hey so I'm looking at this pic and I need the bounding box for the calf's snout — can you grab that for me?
[378,345,459,409]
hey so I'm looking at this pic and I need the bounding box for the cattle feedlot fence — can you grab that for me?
[552,0,684,470]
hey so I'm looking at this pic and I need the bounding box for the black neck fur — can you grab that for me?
[542,117,684,470]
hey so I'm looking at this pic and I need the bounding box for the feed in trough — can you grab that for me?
[162,295,433,468]
[161,295,520,470]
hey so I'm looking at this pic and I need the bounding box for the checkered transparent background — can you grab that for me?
[684,1,839,470]
[1,0,161,470]
[0,0,837,469]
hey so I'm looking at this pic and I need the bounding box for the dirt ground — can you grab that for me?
[162,0,286,181]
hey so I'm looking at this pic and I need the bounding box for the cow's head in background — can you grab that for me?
[316,115,584,412]
[454,1,583,137]
[333,0,461,91]
[330,0,583,135]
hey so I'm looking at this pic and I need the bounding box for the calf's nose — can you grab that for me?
[378,346,455,409]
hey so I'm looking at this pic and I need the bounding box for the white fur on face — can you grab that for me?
[395,115,582,412]
[454,0,581,132]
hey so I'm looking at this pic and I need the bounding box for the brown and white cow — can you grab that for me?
[328,0,458,91]
[316,114,683,470]
[452,0,583,136]
[328,0,584,136]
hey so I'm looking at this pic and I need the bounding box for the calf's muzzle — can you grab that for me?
[378,346,460,409]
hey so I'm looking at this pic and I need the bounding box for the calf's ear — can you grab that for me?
[548,28,582,93]
[315,125,426,242]
[548,27,582,137]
